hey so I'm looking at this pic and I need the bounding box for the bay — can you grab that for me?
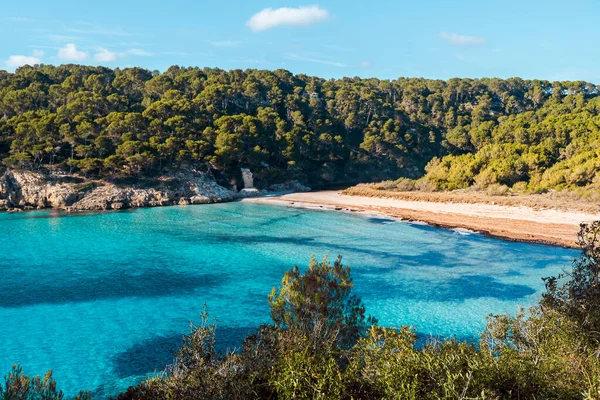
[0,203,575,398]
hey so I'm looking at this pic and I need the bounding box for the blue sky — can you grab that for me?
[1,0,598,81]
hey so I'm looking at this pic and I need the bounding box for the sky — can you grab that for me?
[1,0,599,82]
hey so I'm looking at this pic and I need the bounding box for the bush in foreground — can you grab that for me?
[124,233,600,399]
[7,224,600,399]
[0,364,91,400]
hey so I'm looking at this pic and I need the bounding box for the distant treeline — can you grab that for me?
[1,64,599,189]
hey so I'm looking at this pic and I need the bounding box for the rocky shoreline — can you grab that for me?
[0,170,310,212]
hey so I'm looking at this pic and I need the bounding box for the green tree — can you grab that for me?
[0,364,92,400]
[542,221,600,336]
[268,255,376,348]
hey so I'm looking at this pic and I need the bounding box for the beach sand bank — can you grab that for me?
[243,191,599,248]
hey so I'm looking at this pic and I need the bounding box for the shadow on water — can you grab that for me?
[358,274,536,302]
[106,325,477,395]
[258,213,304,227]
[366,217,396,224]
[112,326,259,379]
[88,325,476,399]
[0,209,128,222]
[111,334,181,379]
[199,233,566,275]
[0,271,224,308]
[204,234,465,268]
[88,326,258,398]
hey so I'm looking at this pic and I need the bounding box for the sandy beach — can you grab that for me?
[244,191,600,248]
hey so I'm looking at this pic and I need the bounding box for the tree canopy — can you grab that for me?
[1,64,599,190]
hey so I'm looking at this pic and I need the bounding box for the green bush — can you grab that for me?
[8,223,600,399]
[269,255,377,349]
[0,365,92,400]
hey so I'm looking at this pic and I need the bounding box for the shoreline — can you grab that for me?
[243,191,599,249]
[4,186,595,249]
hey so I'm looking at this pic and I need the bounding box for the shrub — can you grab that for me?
[269,255,377,349]
[485,183,510,196]
[542,221,600,336]
[0,365,92,400]
[11,222,600,399]
[121,232,600,398]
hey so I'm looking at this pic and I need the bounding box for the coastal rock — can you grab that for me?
[190,195,212,204]
[0,169,313,213]
[0,169,235,212]
[269,180,311,193]
[241,168,254,189]
[237,188,261,198]
[110,202,125,210]
[0,170,80,210]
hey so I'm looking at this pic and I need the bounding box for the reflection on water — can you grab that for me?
[0,203,576,398]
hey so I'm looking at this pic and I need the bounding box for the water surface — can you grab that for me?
[0,203,576,398]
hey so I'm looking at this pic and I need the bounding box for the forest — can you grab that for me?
[1,64,599,191]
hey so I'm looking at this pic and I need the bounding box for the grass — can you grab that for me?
[343,182,600,214]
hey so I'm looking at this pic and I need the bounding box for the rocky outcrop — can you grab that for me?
[0,170,81,210]
[236,188,262,198]
[0,170,235,212]
[240,168,255,189]
[0,170,312,213]
[269,180,311,193]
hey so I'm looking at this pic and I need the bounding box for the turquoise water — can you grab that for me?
[0,202,576,398]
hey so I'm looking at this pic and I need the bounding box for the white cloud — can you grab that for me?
[246,5,329,32]
[32,49,45,58]
[6,55,41,68]
[127,48,154,57]
[285,53,346,67]
[360,61,371,68]
[94,48,118,62]
[439,31,484,46]
[210,40,242,47]
[58,43,88,61]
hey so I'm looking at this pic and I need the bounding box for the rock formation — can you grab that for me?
[268,180,311,193]
[241,168,254,189]
[0,169,311,212]
[0,170,235,212]
[238,168,260,197]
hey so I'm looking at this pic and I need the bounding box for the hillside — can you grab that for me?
[1,65,599,193]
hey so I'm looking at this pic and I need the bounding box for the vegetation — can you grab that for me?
[116,230,600,399]
[2,65,599,191]
[6,222,600,398]
[0,364,91,399]
[343,184,600,213]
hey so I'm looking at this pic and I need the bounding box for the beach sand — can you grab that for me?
[243,191,600,248]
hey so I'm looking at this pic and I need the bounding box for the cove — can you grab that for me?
[0,203,576,398]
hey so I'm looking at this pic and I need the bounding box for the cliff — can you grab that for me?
[0,170,311,212]
[0,170,236,212]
